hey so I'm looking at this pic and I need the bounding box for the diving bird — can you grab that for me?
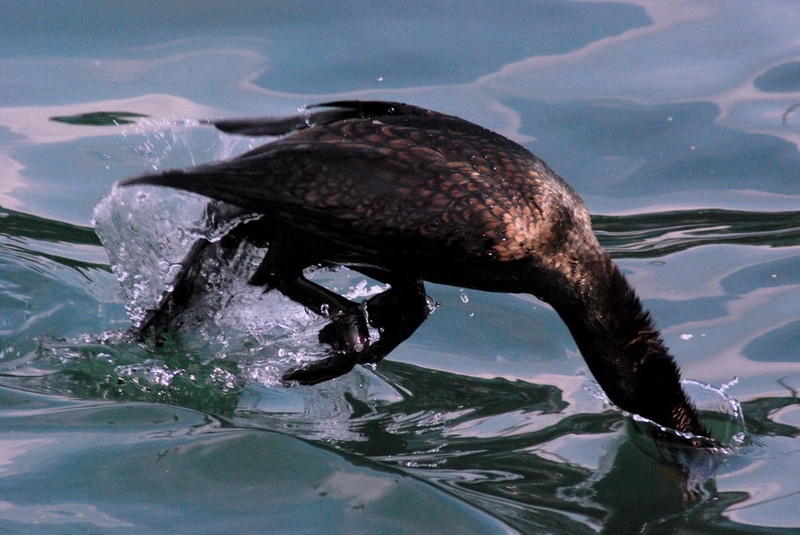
[119,100,709,439]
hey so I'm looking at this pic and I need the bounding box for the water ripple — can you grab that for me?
[595,209,800,257]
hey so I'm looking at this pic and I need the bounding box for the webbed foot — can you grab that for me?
[318,309,370,352]
[282,278,430,384]
[282,353,359,385]
[283,308,370,384]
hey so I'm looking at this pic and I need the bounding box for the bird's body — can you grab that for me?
[120,101,708,440]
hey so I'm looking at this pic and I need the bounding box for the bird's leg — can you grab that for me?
[356,276,430,365]
[248,240,373,384]
[272,267,429,384]
[133,202,266,340]
[133,236,213,340]
[273,272,370,384]
[280,276,429,384]
[268,270,370,352]
[305,274,429,380]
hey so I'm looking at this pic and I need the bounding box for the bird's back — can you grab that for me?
[123,102,598,292]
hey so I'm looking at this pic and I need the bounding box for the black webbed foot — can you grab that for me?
[357,278,429,363]
[283,307,370,385]
[282,351,361,385]
[317,309,370,352]
[283,277,430,384]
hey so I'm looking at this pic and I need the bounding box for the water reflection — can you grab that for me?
[2,330,750,533]
[596,209,800,256]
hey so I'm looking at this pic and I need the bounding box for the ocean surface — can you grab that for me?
[2,1,800,533]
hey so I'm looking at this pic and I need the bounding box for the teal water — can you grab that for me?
[2,1,800,533]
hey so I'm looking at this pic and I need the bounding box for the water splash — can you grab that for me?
[684,379,747,449]
[84,171,407,421]
[92,186,212,325]
[625,379,748,500]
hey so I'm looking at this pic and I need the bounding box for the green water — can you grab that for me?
[2,1,800,533]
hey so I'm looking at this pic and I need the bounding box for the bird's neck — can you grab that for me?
[537,255,707,437]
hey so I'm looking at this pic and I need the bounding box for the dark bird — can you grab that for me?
[119,100,709,439]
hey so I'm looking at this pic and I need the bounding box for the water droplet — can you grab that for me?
[422,297,440,314]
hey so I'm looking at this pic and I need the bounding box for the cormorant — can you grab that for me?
[119,101,709,439]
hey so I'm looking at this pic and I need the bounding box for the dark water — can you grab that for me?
[2,1,800,533]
